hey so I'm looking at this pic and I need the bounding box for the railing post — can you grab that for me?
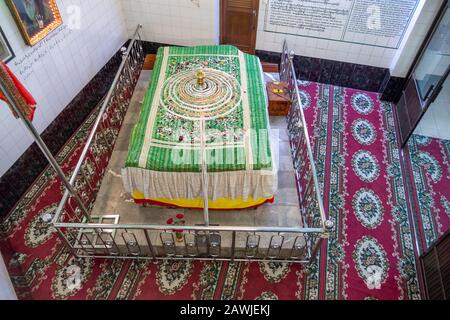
[200,120,210,227]
[309,237,323,264]
[322,220,335,239]
[231,231,236,262]
[46,215,79,257]
[309,220,334,264]
[53,24,144,225]
[289,50,295,62]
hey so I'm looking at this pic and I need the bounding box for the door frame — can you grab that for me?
[403,0,450,83]
[403,66,450,147]
[399,0,450,147]
[219,0,260,54]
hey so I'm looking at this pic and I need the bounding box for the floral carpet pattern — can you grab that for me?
[406,135,450,251]
[0,82,434,300]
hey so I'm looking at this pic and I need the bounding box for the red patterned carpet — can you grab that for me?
[405,134,450,251]
[0,82,429,300]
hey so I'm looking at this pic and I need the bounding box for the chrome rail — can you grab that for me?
[281,40,330,232]
[45,34,330,263]
[53,220,323,263]
[53,24,144,224]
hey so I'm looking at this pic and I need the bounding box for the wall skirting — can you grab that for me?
[256,49,406,101]
[380,76,407,104]
[0,50,124,219]
[137,41,405,102]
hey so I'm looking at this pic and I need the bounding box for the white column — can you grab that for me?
[0,253,17,300]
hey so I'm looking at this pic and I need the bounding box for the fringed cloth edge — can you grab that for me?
[0,61,37,121]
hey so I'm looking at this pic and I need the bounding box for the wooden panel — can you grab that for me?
[262,62,279,73]
[404,78,423,126]
[220,0,259,54]
[224,12,253,50]
[396,77,424,145]
[436,235,450,299]
[396,95,411,143]
[228,0,253,8]
[421,231,450,300]
[423,250,445,299]
[143,54,156,71]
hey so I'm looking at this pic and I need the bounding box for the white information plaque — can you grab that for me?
[264,0,420,49]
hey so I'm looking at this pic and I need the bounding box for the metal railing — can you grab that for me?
[1,27,332,263]
[280,41,331,234]
[53,25,145,225]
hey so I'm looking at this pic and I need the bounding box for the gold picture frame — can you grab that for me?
[6,0,63,46]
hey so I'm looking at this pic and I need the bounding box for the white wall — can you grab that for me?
[121,0,219,46]
[390,0,444,77]
[256,0,438,73]
[121,0,438,75]
[256,0,395,68]
[0,254,16,300]
[0,0,128,176]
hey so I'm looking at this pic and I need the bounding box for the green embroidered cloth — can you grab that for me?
[125,45,272,173]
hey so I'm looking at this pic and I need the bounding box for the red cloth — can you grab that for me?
[0,61,37,121]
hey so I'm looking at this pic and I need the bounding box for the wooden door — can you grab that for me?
[421,230,450,299]
[396,77,425,146]
[220,0,259,54]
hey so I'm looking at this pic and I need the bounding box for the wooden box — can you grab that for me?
[267,81,291,116]
[261,62,279,73]
[143,54,157,70]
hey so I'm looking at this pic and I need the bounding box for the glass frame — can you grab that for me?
[412,2,450,103]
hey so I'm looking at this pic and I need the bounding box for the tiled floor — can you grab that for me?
[414,76,450,140]
[91,71,302,232]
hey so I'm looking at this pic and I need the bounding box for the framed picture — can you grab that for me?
[6,0,63,46]
[0,27,15,63]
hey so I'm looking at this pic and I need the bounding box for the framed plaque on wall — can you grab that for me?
[6,0,63,46]
[0,27,15,63]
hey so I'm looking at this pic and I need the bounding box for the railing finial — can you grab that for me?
[321,220,334,239]
[289,50,295,60]
[121,46,128,58]
[41,211,54,225]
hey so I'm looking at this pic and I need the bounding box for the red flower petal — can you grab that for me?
[176,213,184,220]
[166,218,174,225]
